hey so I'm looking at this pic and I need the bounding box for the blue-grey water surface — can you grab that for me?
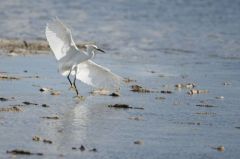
[0,0,240,159]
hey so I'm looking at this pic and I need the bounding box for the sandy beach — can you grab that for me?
[1,0,240,159]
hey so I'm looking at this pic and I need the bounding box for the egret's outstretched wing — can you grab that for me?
[76,60,122,90]
[45,18,79,60]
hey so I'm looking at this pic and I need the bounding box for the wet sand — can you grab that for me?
[0,40,240,158]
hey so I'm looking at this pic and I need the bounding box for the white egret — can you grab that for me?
[45,18,122,95]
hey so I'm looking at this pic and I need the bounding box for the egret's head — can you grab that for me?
[85,44,105,54]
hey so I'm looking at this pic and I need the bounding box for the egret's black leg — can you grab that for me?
[73,73,79,95]
[67,70,72,87]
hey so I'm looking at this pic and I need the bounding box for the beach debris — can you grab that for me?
[108,104,144,110]
[0,106,22,112]
[79,145,85,151]
[89,148,97,152]
[211,146,225,152]
[109,92,120,97]
[174,121,201,126]
[72,145,85,151]
[215,96,224,99]
[147,70,156,73]
[128,116,144,121]
[23,101,38,106]
[188,89,208,95]
[0,39,49,54]
[196,104,216,108]
[175,83,196,89]
[39,87,51,92]
[50,91,60,96]
[43,139,53,144]
[74,95,86,100]
[6,149,43,156]
[155,96,166,100]
[90,89,110,96]
[39,87,60,96]
[41,104,50,108]
[123,78,136,83]
[158,74,165,78]
[161,90,172,94]
[223,81,231,86]
[32,136,53,144]
[195,112,216,115]
[0,74,20,80]
[0,97,8,102]
[58,129,63,133]
[32,136,41,142]
[24,75,40,79]
[72,145,89,152]
[134,140,144,145]
[41,116,59,120]
[0,38,89,54]
[130,85,151,93]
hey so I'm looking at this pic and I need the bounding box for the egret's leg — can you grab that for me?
[71,66,79,96]
[73,72,79,95]
[67,70,73,87]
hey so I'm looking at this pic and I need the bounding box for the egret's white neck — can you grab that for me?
[86,48,95,59]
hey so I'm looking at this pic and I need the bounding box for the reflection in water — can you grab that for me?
[56,101,90,149]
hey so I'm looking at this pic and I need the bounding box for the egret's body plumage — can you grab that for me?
[45,18,121,95]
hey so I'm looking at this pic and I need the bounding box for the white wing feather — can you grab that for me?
[45,18,79,60]
[76,60,122,89]
[45,18,122,90]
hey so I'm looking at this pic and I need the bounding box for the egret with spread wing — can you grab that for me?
[45,18,122,95]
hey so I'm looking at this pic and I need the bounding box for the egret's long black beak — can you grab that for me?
[96,48,105,53]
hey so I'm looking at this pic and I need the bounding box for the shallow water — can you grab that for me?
[0,0,240,158]
[0,52,240,159]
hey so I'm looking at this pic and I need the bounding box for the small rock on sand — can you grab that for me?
[161,90,172,94]
[215,96,224,99]
[196,104,216,108]
[212,146,225,152]
[43,139,53,144]
[128,116,144,121]
[131,85,152,93]
[109,92,120,97]
[50,91,60,96]
[223,81,231,86]
[41,104,50,108]
[39,87,51,92]
[6,149,43,156]
[41,116,59,120]
[72,145,86,151]
[134,140,144,145]
[32,136,41,142]
[39,87,60,96]
[90,89,110,96]
[0,74,20,80]
[0,106,22,112]
[79,145,85,151]
[123,78,136,83]
[23,101,38,106]
[89,148,97,152]
[155,97,166,100]
[188,89,208,95]
[108,104,144,110]
[175,83,196,89]
[0,97,8,102]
